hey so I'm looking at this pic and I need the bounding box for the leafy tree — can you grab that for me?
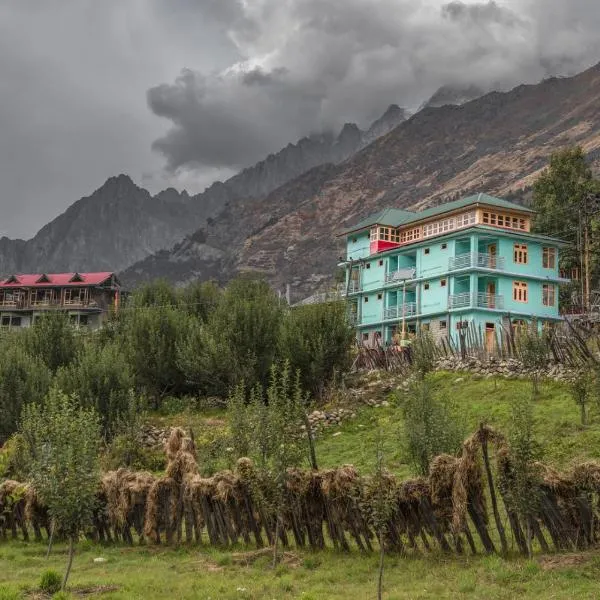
[21,389,101,590]
[532,146,600,306]
[131,279,179,308]
[123,304,190,406]
[507,397,542,558]
[178,277,282,397]
[177,280,220,321]
[23,312,81,372]
[0,345,51,444]
[278,301,354,397]
[55,342,134,438]
[410,331,437,380]
[515,321,548,397]
[570,371,593,426]
[402,377,464,476]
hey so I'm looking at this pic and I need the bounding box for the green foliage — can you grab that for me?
[123,304,190,404]
[515,322,549,396]
[131,279,179,308]
[39,570,62,595]
[227,384,252,459]
[410,331,437,379]
[0,434,29,480]
[21,388,101,539]
[401,377,464,476]
[570,371,593,426]
[532,146,600,302]
[55,342,134,438]
[0,344,51,444]
[23,312,81,372]
[278,301,354,397]
[178,277,283,397]
[507,397,543,557]
[177,280,220,321]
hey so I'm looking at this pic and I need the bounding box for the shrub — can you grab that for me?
[39,570,61,595]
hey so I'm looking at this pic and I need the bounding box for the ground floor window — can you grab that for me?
[542,284,555,306]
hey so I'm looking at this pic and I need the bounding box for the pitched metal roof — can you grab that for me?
[340,208,416,235]
[0,272,117,288]
[339,193,534,236]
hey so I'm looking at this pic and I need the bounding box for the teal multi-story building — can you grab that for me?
[340,194,568,349]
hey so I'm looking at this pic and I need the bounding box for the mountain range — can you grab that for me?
[0,103,407,277]
[3,66,600,301]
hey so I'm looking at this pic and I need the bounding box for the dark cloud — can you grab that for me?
[148,0,600,174]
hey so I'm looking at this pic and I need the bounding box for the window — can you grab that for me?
[439,320,447,329]
[352,238,357,243]
[364,297,369,303]
[362,333,369,341]
[377,293,383,300]
[79,315,89,326]
[366,263,371,269]
[424,248,430,255]
[424,282,430,290]
[441,243,447,250]
[543,247,556,269]
[10,316,21,327]
[1,316,9,327]
[440,279,447,287]
[543,284,555,307]
[513,281,528,302]
[482,210,527,230]
[378,259,384,266]
[513,243,528,264]
[370,228,378,242]
[421,323,430,331]
[380,227,390,241]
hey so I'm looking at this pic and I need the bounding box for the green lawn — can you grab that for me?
[2,539,600,599]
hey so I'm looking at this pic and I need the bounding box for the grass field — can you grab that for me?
[3,371,600,598]
[2,539,600,599]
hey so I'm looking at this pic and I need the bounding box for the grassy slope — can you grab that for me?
[2,540,600,599]
[3,371,600,599]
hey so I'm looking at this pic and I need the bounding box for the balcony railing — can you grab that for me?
[384,268,416,284]
[449,292,504,310]
[346,281,362,294]
[449,253,505,271]
[383,303,418,320]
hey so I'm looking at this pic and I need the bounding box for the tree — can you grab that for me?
[131,279,179,308]
[570,371,592,426]
[506,397,542,558]
[278,301,354,398]
[402,377,464,476]
[177,280,220,321]
[0,344,51,444]
[55,341,134,438]
[21,389,101,590]
[515,321,548,397]
[178,277,283,397]
[123,304,190,405]
[532,146,600,308]
[23,312,81,372]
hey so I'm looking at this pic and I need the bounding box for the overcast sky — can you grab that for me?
[2,0,600,239]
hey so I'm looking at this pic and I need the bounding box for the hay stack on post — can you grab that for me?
[24,484,50,542]
[0,480,29,540]
[235,458,265,548]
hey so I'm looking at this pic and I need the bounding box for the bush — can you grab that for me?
[401,377,464,476]
[39,570,62,595]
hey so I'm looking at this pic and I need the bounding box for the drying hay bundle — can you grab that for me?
[23,484,49,541]
[165,449,199,484]
[144,476,181,545]
[164,427,186,461]
[0,480,28,540]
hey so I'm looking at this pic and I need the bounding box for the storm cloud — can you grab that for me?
[148,0,600,174]
[2,0,600,238]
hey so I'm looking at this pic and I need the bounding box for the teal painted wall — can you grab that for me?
[360,291,384,325]
[361,258,386,292]
[346,232,371,260]
[418,239,454,278]
[420,277,449,315]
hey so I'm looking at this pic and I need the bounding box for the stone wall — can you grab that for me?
[434,356,577,382]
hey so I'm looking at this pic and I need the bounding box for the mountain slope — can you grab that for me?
[122,63,600,300]
[0,105,406,276]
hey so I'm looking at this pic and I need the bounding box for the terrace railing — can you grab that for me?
[383,303,418,320]
[449,292,504,310]
[449,252,505,271]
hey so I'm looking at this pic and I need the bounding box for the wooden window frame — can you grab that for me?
[513,243,528,264]
[440,279,447,287]
[513,281,528,303]
[542,284,555,307]
[543,247,556,269]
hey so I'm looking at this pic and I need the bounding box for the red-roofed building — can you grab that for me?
[0,272,121,329]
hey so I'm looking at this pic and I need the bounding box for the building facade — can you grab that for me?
[340,194,567,349]
[0,272,121,330]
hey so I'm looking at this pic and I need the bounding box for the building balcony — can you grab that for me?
[346,281,362,294]
[383,303,418,320]
[384,268,417,285]
[449,252,505,271]
[449,292,504,310]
